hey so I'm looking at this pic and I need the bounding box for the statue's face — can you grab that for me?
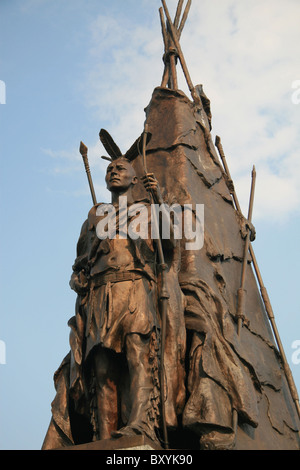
[105,158,137,192]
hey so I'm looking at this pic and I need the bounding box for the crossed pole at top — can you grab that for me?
[159,0,201,105]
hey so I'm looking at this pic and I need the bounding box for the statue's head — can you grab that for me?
[100,128,150,195]
[105,157,137,193]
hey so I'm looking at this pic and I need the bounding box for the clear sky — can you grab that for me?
[0,0,300,450]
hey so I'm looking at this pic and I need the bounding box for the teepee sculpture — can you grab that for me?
[42,0,300,450]
[132,0,300,449]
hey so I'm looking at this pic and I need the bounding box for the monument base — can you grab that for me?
[55,435,163,451]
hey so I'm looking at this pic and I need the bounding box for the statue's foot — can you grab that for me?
[200,429,236,450]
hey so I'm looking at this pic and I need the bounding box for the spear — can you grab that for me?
[237,165,256,335]
[230,165,256,443]
[215,136,300,421]
[79,141,97,206]
[141,124,170,450]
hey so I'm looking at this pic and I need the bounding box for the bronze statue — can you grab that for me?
[42,142,186,449]
[42,0,300,450]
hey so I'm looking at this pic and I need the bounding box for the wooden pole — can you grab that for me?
[159,7,170,88]
[160,1,192,91]
[215,136,300,421]
[174,0,184,28]
[178,0,192,36]
[161,0,200,105]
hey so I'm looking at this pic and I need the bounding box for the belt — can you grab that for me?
[91,270,143,287]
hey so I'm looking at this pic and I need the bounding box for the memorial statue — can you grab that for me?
[42,137,186,449]
[42,0,300,451]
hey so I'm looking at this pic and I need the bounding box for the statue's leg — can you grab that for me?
[112,332,159,443]
[93,347,120,440]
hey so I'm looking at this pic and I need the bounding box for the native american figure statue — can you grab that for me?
[42,1,300,450]
[42,135,186,449]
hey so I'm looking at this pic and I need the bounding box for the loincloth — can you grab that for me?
[84,271,159,358]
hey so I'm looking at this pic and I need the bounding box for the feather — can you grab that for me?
[124,136,142,161]
[99,129,122,159]
[124,132,152,161]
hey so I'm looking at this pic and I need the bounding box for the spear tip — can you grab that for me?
[80,141,88,156]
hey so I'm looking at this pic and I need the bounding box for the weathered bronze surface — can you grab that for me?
[42,1,300,450]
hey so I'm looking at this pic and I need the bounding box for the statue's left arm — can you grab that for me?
[141,173,176,249]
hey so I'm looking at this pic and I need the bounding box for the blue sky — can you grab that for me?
[0,0,300,450]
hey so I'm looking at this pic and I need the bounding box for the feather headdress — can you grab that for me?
[99,128,151,162]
